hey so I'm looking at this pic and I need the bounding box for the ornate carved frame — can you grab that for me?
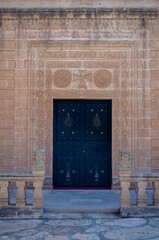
[28,40,137,187]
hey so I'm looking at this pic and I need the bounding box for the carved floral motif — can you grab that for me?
[53,70,72,88]
[93,70,112,89]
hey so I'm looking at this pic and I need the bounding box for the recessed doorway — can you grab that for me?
[53,100,112,188]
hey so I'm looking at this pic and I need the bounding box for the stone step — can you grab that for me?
[42,212,120,219]
[43,190,120,215]
[43,207,120,214]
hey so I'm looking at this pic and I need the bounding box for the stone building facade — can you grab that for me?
[0,1,159,209]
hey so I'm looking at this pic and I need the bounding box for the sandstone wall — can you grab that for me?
[0,8,159,187]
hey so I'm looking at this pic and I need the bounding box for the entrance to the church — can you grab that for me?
[53,100,112,188]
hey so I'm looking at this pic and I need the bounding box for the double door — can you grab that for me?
[53,100,111,188]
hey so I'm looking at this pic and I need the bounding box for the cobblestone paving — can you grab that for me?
[0,213,159,240]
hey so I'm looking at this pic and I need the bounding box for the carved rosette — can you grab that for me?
[93,70,112,88]
[53,69,72,88]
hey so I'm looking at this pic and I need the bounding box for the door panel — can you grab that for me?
[53,100,111,188]
[85,157,108,186]
[57,156,80,186]
[57,102,80,141]
[85,103,108,141]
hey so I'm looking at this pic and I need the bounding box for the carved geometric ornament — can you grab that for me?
[53,69,72,88]
[93,70,112,88]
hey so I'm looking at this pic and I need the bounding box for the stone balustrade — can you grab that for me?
[119,150,159,216]
[0,150,45,210]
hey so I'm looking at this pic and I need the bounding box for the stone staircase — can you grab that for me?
[43,190,120,217]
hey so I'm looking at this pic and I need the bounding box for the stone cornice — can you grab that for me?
[0,8,159,19]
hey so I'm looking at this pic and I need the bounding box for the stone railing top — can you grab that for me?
[131,172,159,178]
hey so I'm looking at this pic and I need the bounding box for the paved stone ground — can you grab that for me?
[0,213,159,240]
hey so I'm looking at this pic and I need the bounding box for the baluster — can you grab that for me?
[138,181,147,208]
[33,180,43,209]
[120,180,130,208]
[154,181,159,207]
[16,181,25,207]
[0,181,9,208]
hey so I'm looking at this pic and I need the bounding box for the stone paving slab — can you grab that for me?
[0,213,159,240]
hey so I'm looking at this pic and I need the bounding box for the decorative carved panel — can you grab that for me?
[28,40,136,183]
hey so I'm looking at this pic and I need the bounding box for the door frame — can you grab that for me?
[52,99,112,189]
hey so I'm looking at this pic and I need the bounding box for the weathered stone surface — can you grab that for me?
[0,215,159,240]
[46,219,92,227]
[104,226,159,240]
[86,225,109,233]
[21,231,49,240]
[15,229,37,237]
[0,220,42,234]
[53,227,81,235]
[0,236,15,240]
[96,218,146,227]
[149,218,159,228]
[72,233,100,240]
[45,236,70,240]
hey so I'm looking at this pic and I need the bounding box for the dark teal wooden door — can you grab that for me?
[53,100,111,188]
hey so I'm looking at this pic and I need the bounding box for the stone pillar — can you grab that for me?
[16,181,25,208]
[33,180,43,208]
[154,181,159,207]
[137,181,147,208]
[32,150,45,209]
[0,181,9,208]
[119,150,131,209]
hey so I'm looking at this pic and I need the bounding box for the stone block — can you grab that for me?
[0,119,14,128]
[0,99,14,108]
[0,40,15,49]
[151,50,159,59]
[0,51,15,60]
[0,109,14,118]
[152,129,159,138]
[152,139,159,148]
[150,31,159,40]
[150,60,159,69]
[0,129,14,138]
[150,70,159,80]
[0,89,14,98]
[0,138,14,147]
[151,120,159,128]
[151,81,159,89]
[0,79,14,89]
